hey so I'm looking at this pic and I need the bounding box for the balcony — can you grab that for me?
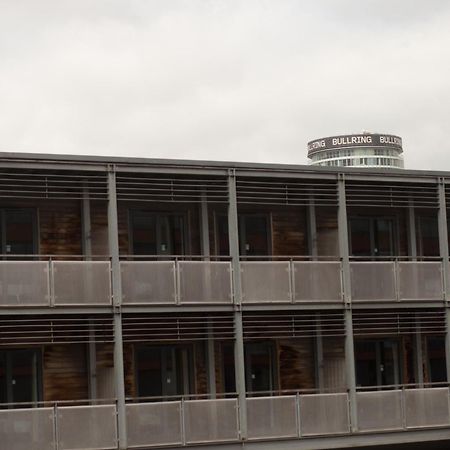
[350,259,444,302]
[120,259,233,305]
[2,388,450,449]
[0,259,112,307]
[0,257,445,307]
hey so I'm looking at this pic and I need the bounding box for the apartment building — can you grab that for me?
[0,152,449,450]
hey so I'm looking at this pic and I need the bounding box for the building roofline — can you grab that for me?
[0,150,446,179]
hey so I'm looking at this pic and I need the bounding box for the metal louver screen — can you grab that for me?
[345,180,438,208]
[0,316,114,346]
[116,174,228,203]
[0,170,108,200]
[236,178,338,206]
[353,310,446,336]
[243,312,345,340]
[122,314,235,343]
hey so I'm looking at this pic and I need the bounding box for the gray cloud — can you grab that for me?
[0,0,449,169]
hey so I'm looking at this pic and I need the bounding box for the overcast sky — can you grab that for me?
[1,0,449,169]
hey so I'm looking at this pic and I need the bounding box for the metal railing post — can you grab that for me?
[107,167,127,449]
[228,170,247,440]
[437,178,450,382]
[338,174,358,432]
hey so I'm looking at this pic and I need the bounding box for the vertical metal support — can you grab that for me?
[408,203,417,259]
[206,321,217,398]
[200,192,211,257]
[338,174,357,431]
[415,315,424,387]
[82,184,97,401]
[82,183,92,258]
[338,175,351,303]
[315,312,324,392]
[307,197,318,258]
[200,191,217,398]
[408,203,423,385]
[107,167,127,450]
[438,178,450,298]
[228,171,247,440]
[437,178,450,381]
[88,321,98,401]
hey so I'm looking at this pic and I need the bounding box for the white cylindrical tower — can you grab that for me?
[307,132,404,168]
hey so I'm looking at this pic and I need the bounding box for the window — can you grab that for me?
[349,217,396,257]
[222,342,277,394]
[427,337,446,383]
[355,340,400,387]
[0,209,37,255]
[130,211,185,255]
[216,214,271,256]
[136,345,193,398]
[0,349,42,408]
[417,215,439,256]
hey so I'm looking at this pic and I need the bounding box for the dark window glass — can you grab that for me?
[131,212,185,256]
[0,349,41,408]
[136,346,192,398]
[245,343,276,393]
[349,217,395,257]
[355,340,399,387]
[222,345,236,393]
[0,354,6,404]
[216,214,270,256]
[217,216,229,256]
[0,210,36,256]
[350,218,371,257]
[131,213,157,255]
[427,337,447,383]
[417,216,439,257]
[374,219,394,256]
[240,216,269,256]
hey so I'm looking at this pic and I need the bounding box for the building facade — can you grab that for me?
[308,132,405,168]
[0,152,449,450]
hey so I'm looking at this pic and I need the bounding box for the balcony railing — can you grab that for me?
[0,259,112,307]
[120,259,233,305]
[2,388,450,449]
[0,256,446,307]
[351,260,444,302]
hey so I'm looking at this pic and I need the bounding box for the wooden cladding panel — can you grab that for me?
[316,207,338,256]
[43,344,88,402]
[272,209,307,256]
[90,201,109,255]
[123,343,136,398]
[322,337,345,391]
[194,342,208,396]
[278,339,315,391]
[39,200,82,255]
